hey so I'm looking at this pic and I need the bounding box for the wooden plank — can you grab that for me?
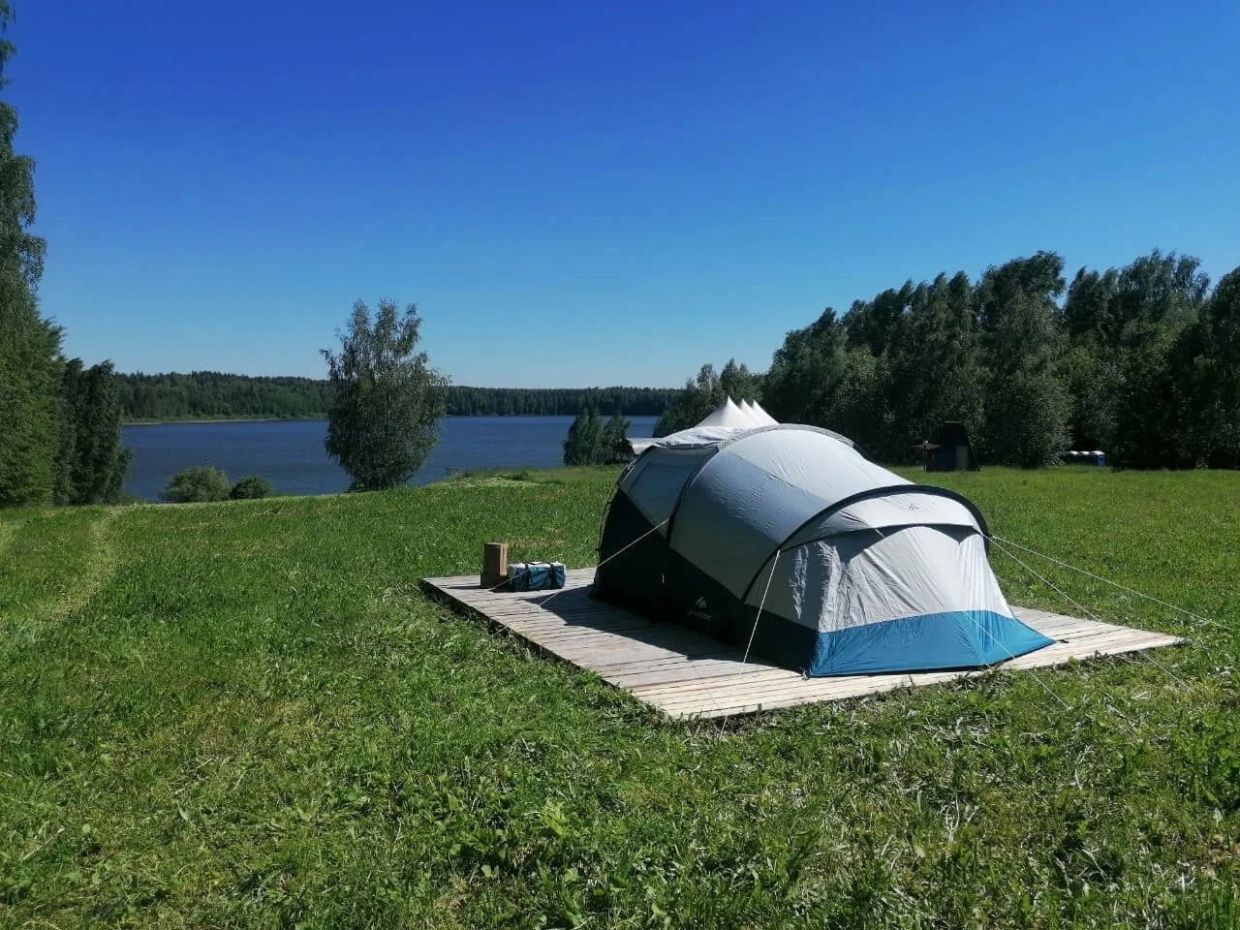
[672,675,921,719]
[630,668,797,696]
[607,663,781,690]
[650,670,914,711]
[421,570,1183,721]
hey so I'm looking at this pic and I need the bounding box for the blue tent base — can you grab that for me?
[739,607,1055,677]
[805,611,1055,677]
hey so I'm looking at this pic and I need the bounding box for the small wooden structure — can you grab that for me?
[480,542,509,589]
[422,568,1182,720]
[922,421,979,471]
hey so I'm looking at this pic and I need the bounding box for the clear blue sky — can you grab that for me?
[12,0,1240,387]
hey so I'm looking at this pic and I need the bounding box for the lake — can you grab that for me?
[121,416,658,500]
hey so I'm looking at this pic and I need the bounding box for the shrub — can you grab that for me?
[161,466,230,503]
[229,475,274,500]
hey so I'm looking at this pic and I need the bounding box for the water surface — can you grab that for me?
[122,416,657,500]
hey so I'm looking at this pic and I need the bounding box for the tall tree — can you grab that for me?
[718,359,763,404]
[654,364,721,436]
[887,272,985,450]
[1169,266,1240,467]
[601,409,630,463]
[764,309,850,426]
[0,2,61,507]
[1064,266,1120,343]
[55,360,131,504]
[1108,253,1210,467]
[974,250,1065,333]
[978,254,1071,466]
[763,307,902,455]
[844,283,914,357]
[1063,268,1122,450]
[1060,252,1208,465]
[322,300,448,491]
[563,404,603,466]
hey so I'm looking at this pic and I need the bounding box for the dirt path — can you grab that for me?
[42,508,123,623]
[0,519,21,564]
[0,509,124,653]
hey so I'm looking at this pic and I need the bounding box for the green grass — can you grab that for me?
[0,466,1236,928]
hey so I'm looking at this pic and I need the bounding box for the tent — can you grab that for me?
[593,420,1051,676]
[695,396,754,428]
[627,396,765,456]
[750,400,779,426]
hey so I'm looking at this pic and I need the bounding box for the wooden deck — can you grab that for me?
[421,568,1183,720]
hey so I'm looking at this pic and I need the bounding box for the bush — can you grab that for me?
[161,466,230,503]
[229,475,274,500]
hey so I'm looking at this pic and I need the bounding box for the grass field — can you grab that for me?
[0,466,1236,928]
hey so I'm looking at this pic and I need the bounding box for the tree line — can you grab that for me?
[447,386,676,417]
[117,372,335,421]
[0,7,128,507]
[655,250,1240,469]
[117,372,679,421]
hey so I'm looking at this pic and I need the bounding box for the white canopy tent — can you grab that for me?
[750,400,779,426]
[629,397,773,455]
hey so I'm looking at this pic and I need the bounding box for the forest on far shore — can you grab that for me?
[116,373,679,421]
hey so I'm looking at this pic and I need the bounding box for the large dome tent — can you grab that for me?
[593,407,1052,676]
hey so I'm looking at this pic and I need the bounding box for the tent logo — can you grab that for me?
[687,596,712,624]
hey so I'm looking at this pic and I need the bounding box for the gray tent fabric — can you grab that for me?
[594,423,1053,676]
[671,427,907,598]
[783,492,980,546]
[623,446,714,529]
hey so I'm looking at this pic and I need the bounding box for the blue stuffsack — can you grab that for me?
[507,561,566,591]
